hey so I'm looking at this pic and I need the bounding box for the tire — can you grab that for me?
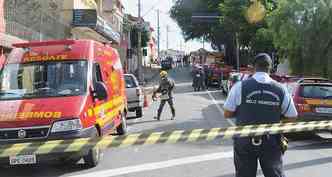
[117,112,128,135]
[136,107,143,118]
[83,145,101,168]
[83,127,101,168]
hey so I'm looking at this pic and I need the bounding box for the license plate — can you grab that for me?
[315,107,332,114]
[9,155,36,165]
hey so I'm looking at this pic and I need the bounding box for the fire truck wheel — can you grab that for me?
[83,127,101,168]
[117,112,128,135]
[83,143,101,168]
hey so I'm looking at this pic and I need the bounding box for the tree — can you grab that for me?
[170,0,233,61]
[170,0,276,66]
[130,26,151,48]
[268,0,332,77]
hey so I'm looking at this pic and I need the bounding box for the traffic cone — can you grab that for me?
[143,94,149,108]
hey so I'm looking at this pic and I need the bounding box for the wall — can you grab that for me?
[4,0,70,41]
[0,0,4,33]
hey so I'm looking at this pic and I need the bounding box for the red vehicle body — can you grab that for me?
[284,78,332,123]
[0,40,128,167]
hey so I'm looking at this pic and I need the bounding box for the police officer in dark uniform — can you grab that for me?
[153,71,176,120]
[223,53,298,177]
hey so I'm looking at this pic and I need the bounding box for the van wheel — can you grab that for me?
[136,107,143,118]
[83,146,101,168]
[83,127,101,168]
[117,113,128,135]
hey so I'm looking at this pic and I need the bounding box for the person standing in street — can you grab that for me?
[203,64,210,90]
[223,53,298,177]
[192,66,205,91]
[153,71,176,120]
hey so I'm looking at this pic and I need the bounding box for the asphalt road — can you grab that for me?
[2,67,332,177]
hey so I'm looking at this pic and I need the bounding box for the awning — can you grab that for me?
[72,9,121,44]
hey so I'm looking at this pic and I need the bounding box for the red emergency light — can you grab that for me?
[13,40,75,48]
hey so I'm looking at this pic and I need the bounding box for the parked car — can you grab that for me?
[125,74,144,118]
[222,72,251,94]
[285,78,332,123]
[207,65,222,87]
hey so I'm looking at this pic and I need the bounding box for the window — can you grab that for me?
[301,85,332,99]
[0,61,88,100]
[125,75,137,88]
[93,63,103,83]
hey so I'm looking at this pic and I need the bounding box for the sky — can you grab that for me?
[122,0,213,53]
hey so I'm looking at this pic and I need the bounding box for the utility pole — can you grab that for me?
[235,32,240,72]
[157,9,160,58]
[166,25,169,50]
[137,0,143,83]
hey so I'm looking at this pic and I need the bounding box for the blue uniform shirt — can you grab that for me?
[224,72,298,118]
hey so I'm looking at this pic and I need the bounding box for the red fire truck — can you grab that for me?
[0,40,128,167]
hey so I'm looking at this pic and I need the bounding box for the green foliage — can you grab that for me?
[170,0,276,66]
[268,0,332,77]
[171,0,332,77]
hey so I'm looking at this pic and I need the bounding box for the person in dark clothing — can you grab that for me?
[223,53,298,177]
[192,67,205,91]
[203,65,210,89]
[153,71,176,120]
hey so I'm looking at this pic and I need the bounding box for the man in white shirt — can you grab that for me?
[223,53,298,177]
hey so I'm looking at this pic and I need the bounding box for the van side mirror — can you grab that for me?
[94,82,108,100]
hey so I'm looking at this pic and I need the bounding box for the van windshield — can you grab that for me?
[0,61,87,100]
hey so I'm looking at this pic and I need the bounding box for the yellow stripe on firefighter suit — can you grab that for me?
[0,121,331,158]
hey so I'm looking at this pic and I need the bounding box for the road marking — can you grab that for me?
[207,91,235,126]
[69,151,233,177]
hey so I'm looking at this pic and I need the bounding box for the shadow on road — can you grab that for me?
[127,119,171,126]
[291,140,332,150]
[0,163,90,177]
[214,155,332,177]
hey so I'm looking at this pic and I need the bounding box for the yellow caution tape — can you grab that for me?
[0,121,331,158]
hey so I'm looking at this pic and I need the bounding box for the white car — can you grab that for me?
[124,74,144,118]
[222,72,251,94]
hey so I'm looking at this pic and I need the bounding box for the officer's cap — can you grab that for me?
[253,53,272,66]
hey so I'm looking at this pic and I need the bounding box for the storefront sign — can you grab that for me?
[72,9,121,44]
[72,9,97,27]
[96,16,121,43]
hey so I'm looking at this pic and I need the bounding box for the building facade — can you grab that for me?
[0,0,69,54]
[62,0,121,44]
[0,0,126,65]
[160,49,185,62]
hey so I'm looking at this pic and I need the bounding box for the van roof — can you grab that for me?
[9,39,117,64]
